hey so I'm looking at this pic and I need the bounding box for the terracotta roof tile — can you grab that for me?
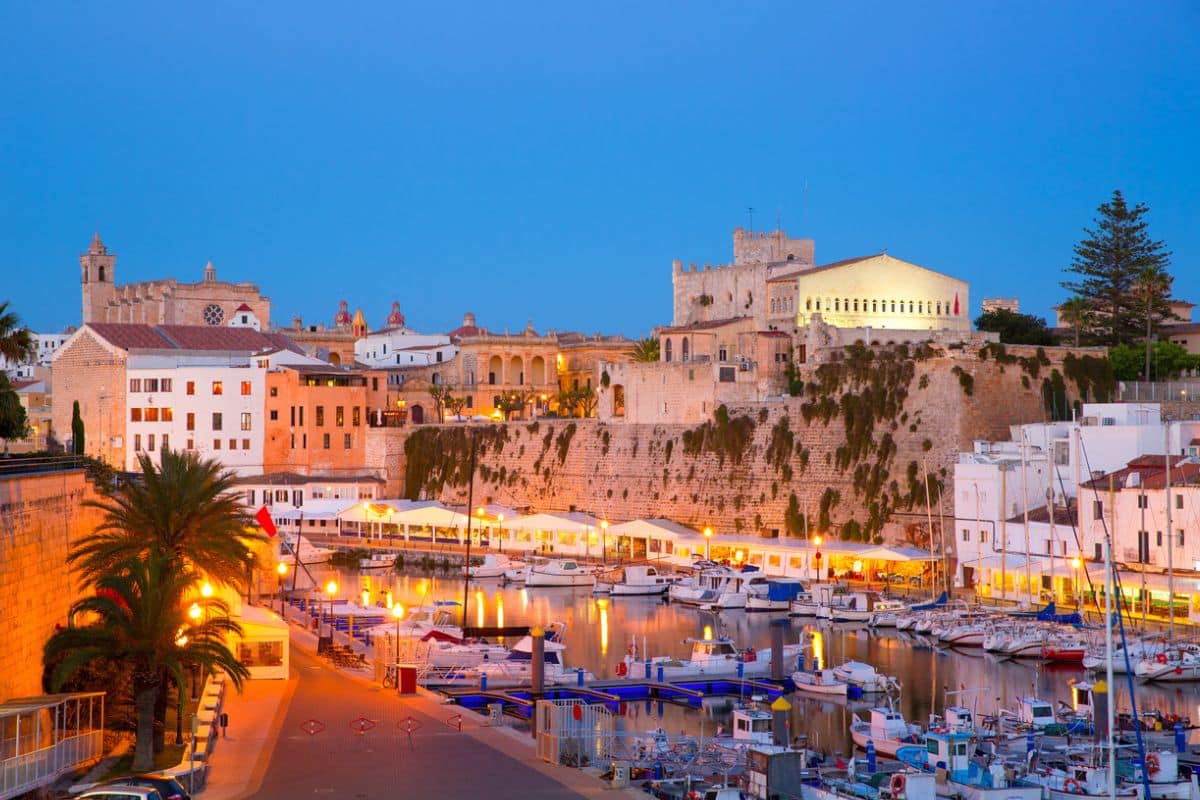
[87,324,301,354]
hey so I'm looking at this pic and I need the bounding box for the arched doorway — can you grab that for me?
[509,356,524,386]
[410,404,424,424]
[530,355,546,385]
[488,355,502,385]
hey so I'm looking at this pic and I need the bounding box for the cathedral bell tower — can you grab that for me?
[80,232,116,324]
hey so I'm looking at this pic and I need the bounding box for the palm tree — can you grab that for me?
[0,301,33,365]
[631,336,660,363]
[71,448,263,590]
[45,554,249,772]
[1057,297,1091,347]
[1133,266,1171,380]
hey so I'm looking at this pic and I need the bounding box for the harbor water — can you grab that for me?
[305,566,1198,754]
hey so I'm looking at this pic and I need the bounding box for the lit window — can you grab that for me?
[269,387,278,397]
[186,412,195,431]
[162,407,173,422]
[316,406,325,426]
[144,407,159,422]
[242,438,250,450]
[161,378,172,392]
[352,407,361,426]
[213,439,221,450]
[212,381,223,395]
[241,381,251,396]
[241,412,252,431]
[336,406,344,426]
[186,381,195,395]
[130,408,142,422]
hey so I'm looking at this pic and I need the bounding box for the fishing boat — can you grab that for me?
[593,565,674,596]
[1026,758,1140,800]
[747,578,806,612]
[791,667,849,697]
[832,661,901,694]
[277,533,335,566]
[896,727,1043,800]
[825,592,883,623]
[358,552,396,571]
[801,767,935,800]
[850,706,924,757]
[468,553,525,579]
[867,599,910,628]
[614,635,805,680]
[998,696,1058,732]
[524,558,598,587]
[1119,750,1199,799]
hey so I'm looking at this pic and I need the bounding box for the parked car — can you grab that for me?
[125,774,191,800]
[78,785,164,800]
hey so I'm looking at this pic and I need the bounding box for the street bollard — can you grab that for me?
[577,667,585,687]
[480,673,488,691]
[867,740,876,772]
[1176,722,1186,753]
[737,661,745,679]
[657,663,664,683]
[644,660,651,680]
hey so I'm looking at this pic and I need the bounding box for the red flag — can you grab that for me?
[953,294,960,316]
[255,505,278,538]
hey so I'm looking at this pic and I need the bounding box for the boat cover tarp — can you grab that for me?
[909,591,948,611]
[766,580,805,602]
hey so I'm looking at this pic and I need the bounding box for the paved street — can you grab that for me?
[248,646,590,800]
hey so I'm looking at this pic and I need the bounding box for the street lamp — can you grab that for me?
[276,562,288,614]
[703,527,713,562]
[200,582,213,599]
[324,580,338,639]
[600,519,609,565]
[1071,557,1082,610]
[498,513,505,554]
[476,506,486,549]
[813,535,824,582]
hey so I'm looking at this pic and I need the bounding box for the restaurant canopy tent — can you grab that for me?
[0,692,105,800]
[606,518,697,560]
[501,512,603,552]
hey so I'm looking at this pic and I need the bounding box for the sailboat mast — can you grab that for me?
[1047,484,1056,604]
[1105,475,1116,800]
[1000,465,1008,605]
[1165,422,1174,640]
[1021,431,1032,606]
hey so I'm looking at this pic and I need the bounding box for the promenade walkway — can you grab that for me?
[203,613,623,799]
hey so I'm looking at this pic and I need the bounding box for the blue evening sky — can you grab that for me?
[2,2,1197,338]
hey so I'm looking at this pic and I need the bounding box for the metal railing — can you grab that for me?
[1117,380,1200,403]
[0,455,89,478]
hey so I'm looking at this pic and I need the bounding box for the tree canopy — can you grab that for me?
[631,336,661,363]
[974,308,1057,345]
[1060,189,1174,345]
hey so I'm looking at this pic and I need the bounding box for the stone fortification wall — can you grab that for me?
[0,468,103,701]
[396,343,1113,543]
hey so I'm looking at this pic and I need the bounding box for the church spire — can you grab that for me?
[89,232,106,255]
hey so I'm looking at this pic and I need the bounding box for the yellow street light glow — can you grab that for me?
[391,603,405,620]
[200,582,213,598]
[276,562,288,576]
[600,519,609,531]
[476,506,486,517]
[1071,557,1082,569]
[498,513,505,523]
[361,589,370,607]
[703,527,713,538]
[175,633,188,647]
[188,603,202,620]
[325,580,338,596]
[813,535,823,546]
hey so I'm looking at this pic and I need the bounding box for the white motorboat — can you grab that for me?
[367,603,464,641]
[1082,637,1164,673]
[999,696,1058,731]
[747,578,806,612]
[594,565,675,596]
[1135,647,1200,682]
[938,621,988,647]
[277,533,335,566]
[1129,750,1199,800]
[615,636,805,680]
[790,582,842,616]
[469,553,525,579]
[823,592,881,623]
[358,552,396,570]
[849,706,924,757]
[832,660,901,693]
[466,635,591,688]
[730,704,775,745]
[791,667,849,697]
[867,599,909,627]
[669,566,763,609]
[1027,762,1139,800]
[525,558,598,587]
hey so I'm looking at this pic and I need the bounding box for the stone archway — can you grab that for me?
[488,355,502,385]
[529,355,546,385]
[509,355,524,386]
[410,404,425,424]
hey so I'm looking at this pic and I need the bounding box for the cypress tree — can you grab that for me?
[71,400,85,455]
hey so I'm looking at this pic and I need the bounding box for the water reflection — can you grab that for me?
[312,567,1197,751]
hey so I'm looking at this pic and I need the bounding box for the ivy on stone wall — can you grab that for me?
[680,404,756,466]
[1062,353,1115,403]
[403,425,510,499]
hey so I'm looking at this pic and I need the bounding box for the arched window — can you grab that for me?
[834,299,840,312]
[918,302,923,315]
[844,298,849,312]
[815,299,821,311]
[909,301,914,314]
[890,301,896,313]
[806,298,812,311]
[665,339,673,362]
[853,299,859,312]
[872,300,877,313]
[936,302,941,316]
[681,337,690,362]
[98,266,106,282]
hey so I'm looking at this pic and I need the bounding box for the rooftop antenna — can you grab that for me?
[777,207,782,231]
[748,206,755,232]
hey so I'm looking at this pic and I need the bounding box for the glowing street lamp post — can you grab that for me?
[600,519,609,565]
[812,535,824,582]
[276,562,288,614]
[704,527,713,562]
[390,603,406,680]
[1071,557,1082,612]
[498,513,505,554]
[324,579,338,641]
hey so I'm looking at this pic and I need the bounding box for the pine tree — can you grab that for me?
[1061,190,1173,346]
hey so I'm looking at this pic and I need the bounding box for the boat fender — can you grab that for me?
[1157,653,1169,665]
[686,792,702,800]
[1063,778,1082,794]
[616,662,628,677]
[1146,753,1160,776]
[890,773,906,796]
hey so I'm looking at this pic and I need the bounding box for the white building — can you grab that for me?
[2,326,76,378]
[123,347,322,475]
[953,403,1200,607]
[353,328,457,369]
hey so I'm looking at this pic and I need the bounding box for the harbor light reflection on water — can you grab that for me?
[328,567,1198,752]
